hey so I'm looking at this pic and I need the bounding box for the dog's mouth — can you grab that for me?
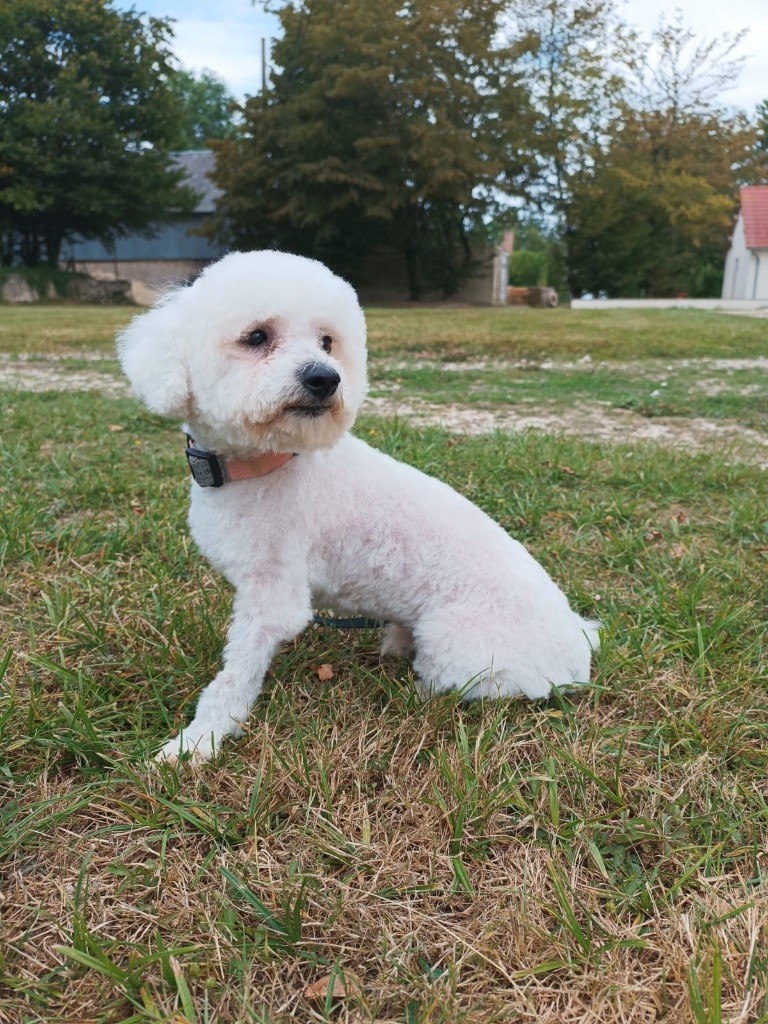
[284,403,333,418]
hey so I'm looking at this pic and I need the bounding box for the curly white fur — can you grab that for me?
[117,250,599,765]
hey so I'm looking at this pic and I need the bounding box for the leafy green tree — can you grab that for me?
[565,107,754,297]
[504,0,628,221]
[621,13,747,119]
[210,0,529,298]
[756,99,768,153]
[508,248,547,286]
[564,17,757,297]
[506,219,565,290]
[167,68,239,149]
[0,0,192,266]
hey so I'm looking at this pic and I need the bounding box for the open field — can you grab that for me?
[3,305,766,465]
[1,305,767,1022]
[2,303,768,358]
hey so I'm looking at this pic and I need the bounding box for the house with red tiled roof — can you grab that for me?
[722,185,768,299]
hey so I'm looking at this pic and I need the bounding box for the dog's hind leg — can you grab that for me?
[380,622,415,658]
[410,608,555,702]
[156,584,311,766]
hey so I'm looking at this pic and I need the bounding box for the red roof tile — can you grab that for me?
[741,185,768,249]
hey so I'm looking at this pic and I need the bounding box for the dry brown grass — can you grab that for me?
[2,308,767,1022]
[4,661,768,1022]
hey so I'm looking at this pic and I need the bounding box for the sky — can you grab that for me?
[124,0,767,114]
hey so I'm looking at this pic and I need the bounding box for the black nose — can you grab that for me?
[298,362,341,401]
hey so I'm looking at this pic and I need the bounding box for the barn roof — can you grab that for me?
[741,185,768,250]
[173,150,222,214]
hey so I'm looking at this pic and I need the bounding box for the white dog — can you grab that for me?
[118,250,598,764]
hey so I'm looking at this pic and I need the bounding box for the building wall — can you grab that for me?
[68,258,215,305]
[60,216,226,264]
[753,251,768,300]
[721,214,768,299]
[355,246,507,306]
[723,214,747,298]
[61,215,227,304]
[64,235,508,307]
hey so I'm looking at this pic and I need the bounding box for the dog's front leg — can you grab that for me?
[156,586,311,766]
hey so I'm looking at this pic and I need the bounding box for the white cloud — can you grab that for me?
[171,16,272,97]
[120,0,277,99]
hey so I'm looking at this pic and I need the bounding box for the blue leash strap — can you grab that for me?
[312,613,384,629]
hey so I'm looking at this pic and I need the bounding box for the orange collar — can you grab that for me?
[185,436,295,487]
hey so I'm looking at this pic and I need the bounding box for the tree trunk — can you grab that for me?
[45,226,63,267]
[405,244,421,301]
[20,230,41,267]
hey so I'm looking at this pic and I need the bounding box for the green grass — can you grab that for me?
[1,306,768,1022]
[2,302,767,359]
[363,306,768,361]
[0,305,135,354]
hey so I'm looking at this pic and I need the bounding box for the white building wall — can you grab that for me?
[722,214,768,299]
[722,214,754,299]
[755,251,768,300]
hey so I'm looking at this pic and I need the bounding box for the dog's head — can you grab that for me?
[117,250,367,454]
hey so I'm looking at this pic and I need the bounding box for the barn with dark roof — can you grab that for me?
[60,151,227,304]
[60,149,510,306]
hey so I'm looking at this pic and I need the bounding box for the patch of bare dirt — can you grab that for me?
[0,357,127,397]
[375,355,768,374]
[364,395,768,467]
[693,379,765,398]
[3,351,765,466]
[5,350,113,362]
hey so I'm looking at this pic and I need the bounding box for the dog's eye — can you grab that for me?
[244,328,269,347]
[321,334,333,353]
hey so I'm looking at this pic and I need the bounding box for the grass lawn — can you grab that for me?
[1,304,767,1023]
[2,303,768,359]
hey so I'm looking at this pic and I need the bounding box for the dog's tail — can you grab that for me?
[581,617,601,651]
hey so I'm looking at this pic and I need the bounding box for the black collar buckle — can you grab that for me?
[185,436,226,487]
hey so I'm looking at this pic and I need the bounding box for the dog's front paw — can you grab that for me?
[155,730,216,768]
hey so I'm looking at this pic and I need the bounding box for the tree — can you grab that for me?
[757,99,768,153]
[167,68,239,150]
[565,110,750,296]
[564,17,757,297]
[0,0,193,267]
[508,218,567,291]
[210,0,529,298]
[621,13,747,120]
[503,0,629,222]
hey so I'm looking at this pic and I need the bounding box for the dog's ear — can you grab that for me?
[117,290,190,418]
